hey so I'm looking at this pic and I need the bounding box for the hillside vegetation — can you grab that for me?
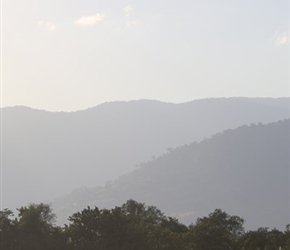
[54,119,290,230]
[2,98,290,210]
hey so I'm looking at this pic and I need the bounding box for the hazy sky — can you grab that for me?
[2,0,289,111]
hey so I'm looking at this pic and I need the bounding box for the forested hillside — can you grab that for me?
[53,119,290,230]
[2,98,290,210]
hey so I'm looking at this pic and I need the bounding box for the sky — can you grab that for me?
[2,0,289,111]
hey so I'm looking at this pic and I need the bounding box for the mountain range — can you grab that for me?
[2,97,290,215]
[53,118,290,230]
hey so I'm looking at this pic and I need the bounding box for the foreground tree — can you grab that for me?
[285,225,290,250]
[66,199,188,250]
[15,203,65,250]
[0,209,16,250]
[1,201,290,250]
[186,208,245,250]
[239,227,290,250]
[239,227,268,250]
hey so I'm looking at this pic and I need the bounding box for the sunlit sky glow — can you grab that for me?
[2,0,289,111]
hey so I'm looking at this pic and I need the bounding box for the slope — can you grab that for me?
[53,119,290,230]
[2,97,290,210]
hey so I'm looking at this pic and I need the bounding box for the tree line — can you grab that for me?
[1,200,289,250]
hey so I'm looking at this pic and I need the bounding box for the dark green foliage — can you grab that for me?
[66,199,187,250]
[1,201,290,250]
[186,208,244,250]
[239,227,290,250]
[0,209,16,250]
[0,203,67,250]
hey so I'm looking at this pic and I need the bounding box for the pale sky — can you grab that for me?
[2,0,289,111]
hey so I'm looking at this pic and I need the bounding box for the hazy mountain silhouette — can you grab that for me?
[53,119,290,230]
[2,97,290,210]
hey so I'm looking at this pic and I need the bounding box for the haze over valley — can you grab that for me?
[53,117,290,230]
[1,2,289,247]
[2,98,290,230]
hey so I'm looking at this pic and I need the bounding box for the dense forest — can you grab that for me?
[1,200,290,250]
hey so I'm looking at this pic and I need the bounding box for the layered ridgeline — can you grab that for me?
[53,119,290,230]
[2,98,290,210]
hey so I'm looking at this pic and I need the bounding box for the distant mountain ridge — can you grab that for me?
[2,97,290,210]
[53,119,290,230]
